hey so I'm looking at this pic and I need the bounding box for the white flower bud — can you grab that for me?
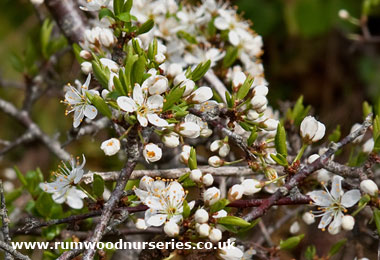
[81,62,93,74]
[363,138,374,153]
[228,184,244,201]
[350,123,365,143]
[167,63,183,77]
[179,122,201,138]
[302,212,315,225]
[289,221,300,234]
[100,138,121,156]
[79,50,91,60]
[254,85,268,96]
[338,9,350,19]
[300,116,326,143]
[250,95,267,110]
[342,215,355,231]
[256,104,267,113]
[263,119,278,131]
[210,140,222,152]
[208,155,223,167]
[241,179,261,195]
[189,87,213,103]
[209,228,222,243]
[200,128,213,138]
[136,218,147,230]
[317,169,331,183]
[149,76,168,95]
[198,223,210,237]
[143,143,162,163]
[101,89,109,99]
[328,224,340,235]
[307,154,320,164]
[180,79,196,96]
[155,53,166,63]
[173,73,187,86]
[139,176,154,190]
[190,169,202,182]
[180,145,191,163]
[162,132,180,148]
[100,58,119,73]
[202,174,214,186]
[30,0,44,5]
[99,29,116,47]
[164,221,179,237]
[232,72,246,88]
[194,209,209,223]
[203,187,221,205]
[219,143,230,157]
[360,179,378,196]
[247,110,259,121]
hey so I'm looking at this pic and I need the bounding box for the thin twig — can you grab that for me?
[1,180,13,260]
[0,241,30,260]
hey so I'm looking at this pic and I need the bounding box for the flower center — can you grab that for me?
[147,151,156,158]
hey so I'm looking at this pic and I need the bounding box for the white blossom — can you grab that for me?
[100,138,120,156]
[208,155,223,167]
[289,221,300,234]
[180,145,191,163]
[308,175,361,232]
[136,218,148,230]
[190,169,202,182]
[228,184,244,201]
[203,187,221,205]
[81,61,92,74]
[187,87,213,103]
[179,122,201,138]
[209,228,222,243]
[143,143,162,163]
[197,223,210,237]
[341,215,355,231]
[250,95,267,110]
[302,212,315,225]
[300,116,326,143]
[360,179,378,196]
[362,138,374,153]
[218,239,244,260]
[202,174,214,186]
[195,208,209,223]
[350,123,365,143]
[241,179,261,195]
[307,154,320,164]
[80,0,111,11]
[162,132,180,148]
[164,220,180,237]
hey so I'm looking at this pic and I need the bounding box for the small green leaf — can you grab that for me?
[275,123,287,157]
[182,200,191,218]
[270,153,288,166]
[247,130,258,146]
[373,209,380,236]
[280,234,305,250]
[191,60,211,82]
[99,8,115,20]
[42,225,61,240]
[363,101,373,119]
[93,174,105,198]
[177,30,197,44]
[5,188,22,204]
[374,136,380,152]
[40,19,53,59]
[113,0,123,15]
[178,172,190,183]
[123,0,133,12]
[210,198,230,214]
[328,239,347,257]
[236,76,253,100]
[14,166,27,187]
[91,60,110,88]
[163,85,185,111]
[223,46,239,68]
[188,147,197,170]
[137,19,154,35]
[86,92,112,118]
[117,12,132,22]
[131,56,146,85]
[217,216,251,227]
[328,125,341,143]
[304,245,316,260]
[373,115,380,141]
[35,192,54,217]
[238,218,260,233]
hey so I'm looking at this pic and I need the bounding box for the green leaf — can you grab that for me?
[328,125,341,143]
[117,12,132,22]
[131,56,146,85]
[123,0,133,13]
[5,188,22,204]
[188,147,197,170]
[113,0,124,15]
[219,224,239,233]
[236,76,253,100]
[304,245,316,260]
[280,234,305,250]
[238,218,260,233]
[86,92,112,118]
[328,239,347,257]
[270,153,288,166]
[247,130,258,146]
[177,30,197,44]
[72,43,85,64]
[162,85,185,111]
[14,166,27,187]
[42,225,61,240]
[363,101,373,119]
[40,19,53,59]
[178,172,190,183]
[225,91,233,108]
[113,75,127,96]
[93,174,105,198]
[373,209,380,236]
[210,199,230,214]
[99,8,115,20]
[217,216,251,227]
[223,46,239,68]
[374,136,380,152]
[10,52,24,73]
[191,60,211,82]
[275,123,287,157]
[35,192,54,217]
[91,60,110,88]
[373,115,380,141]
[137,19,154,35]
[182,200,191,218]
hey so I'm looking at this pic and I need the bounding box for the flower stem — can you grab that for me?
[293,143,307,163]
[224,158,244,165]
[78,185,97,202]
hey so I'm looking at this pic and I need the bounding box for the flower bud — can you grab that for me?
[139,176,154,190]
[263,119,278,131]
[198,223,210,237]
[241,179,261,195]
[300,116,326,143]
[149,76,169,95]
[209,228,222,243]
[200,128,213,138]
[101,89,109,99]
[81,62,93,74]
[135,218,147,230]
[208,155,224,167]
[307,154,320,164]
[247,110,259,121]
[179,79,195,96]
[164,221,179,237]
[99,29,116,47]
[194,208,209,223]
[100,138,121,156]
[302,212,315,225]
[250,95,267,110]
[253,85,268,96]
[180,145,191,163]
[168,63,183,77]
[360,179,378,196]
[203,187,221,205]
[256,104,267,113]
[190,169,202,182]
[228,184,244,201]
[342,215,355,231]
[363,138,374,153]
[210,140,222,152]
[202,174,214,186]
[100,58,119,73]
[289,221,300,234]
[350,123,365,143]
[162,132,180,148]
[143,143,162,163]
[338,9,350,19]
[328,224,340,235]
[173,73,186,86]
[179,122,201,138]
[232,72,246,88]
[188,87,213,103]
[219,143,230,157]
[317,169,331,183]
[155,53,166,63]
[79,50,92,60]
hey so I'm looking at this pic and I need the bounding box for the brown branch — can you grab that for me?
[0,180,12,260]
[0,241,30,260]
[228,194,311,208]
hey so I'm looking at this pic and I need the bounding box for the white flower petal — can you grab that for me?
[133,84,145,106]
[307,190,332,207]
[228,30,240,46]
[214,17,229,30]
[330,175,344,200]
[341,189,361,208]
[147,113,168,127]
[318,211,333,229]
[147,95,164,110]
[146,213,167,227]
[137,114,148,127]
[117,96,137,112]
[84,105,98,119]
